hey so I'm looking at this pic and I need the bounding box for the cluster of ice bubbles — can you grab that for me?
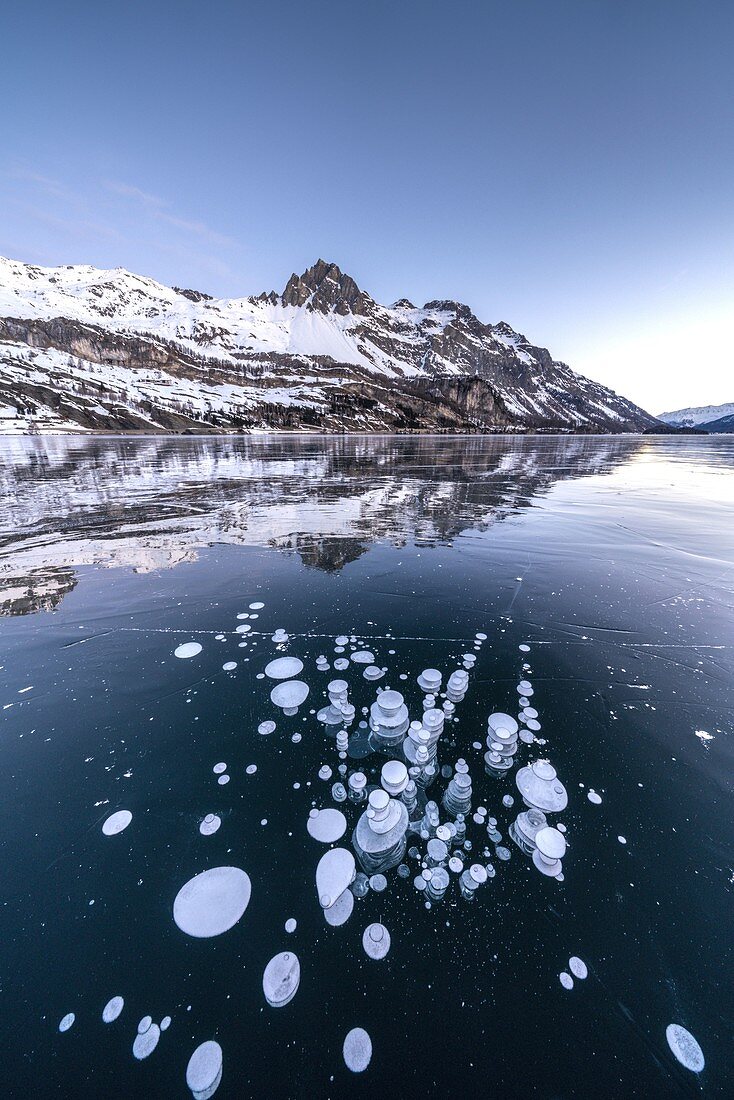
[155,622,706,1086]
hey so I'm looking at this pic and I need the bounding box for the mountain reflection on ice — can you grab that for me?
[0,433,653,613]
[0,434,732,1098]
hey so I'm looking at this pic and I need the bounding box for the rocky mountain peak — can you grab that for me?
[281,259,371,316]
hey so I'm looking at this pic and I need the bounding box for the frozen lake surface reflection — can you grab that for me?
[0,434,732,1097]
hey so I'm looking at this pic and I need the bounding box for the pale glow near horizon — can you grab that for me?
[562,300,733,415]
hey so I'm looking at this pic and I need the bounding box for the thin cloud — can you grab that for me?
[105,178,235,247]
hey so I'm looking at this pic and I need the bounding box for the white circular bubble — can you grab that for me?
[265,656,304,680]
[246,764,257,775]
[186,1040,223,1098]
[175,642,202,659]
[133,1023,160,1060]
[217,774,230,786]
[665,1024,705,1073]
[343,1027,372,1073]
[213,762,227,774]
[102,810,132,836]
[362,923,391,960]
[587,790,603,805]
[173,867,251,938]
[258,721,276,736]
[307,808,347,843]
[58,1013,75,1033]
[263,952,301,1008]
[222,662,237,671]
[249,602,264,610]
[160,1016,172,1031]
[137,1015,152,1035]
[569,956,588,980]
[285,918,297,934]
[559,972,574,990]
[199,814,221,837]
[102,996,124,1023]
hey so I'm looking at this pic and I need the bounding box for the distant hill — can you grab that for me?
[658,401,734,431]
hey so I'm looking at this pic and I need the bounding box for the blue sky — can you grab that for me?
[2,0,732,412]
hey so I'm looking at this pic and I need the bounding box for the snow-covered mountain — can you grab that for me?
[658,401,734,431]
[0,255,658,433]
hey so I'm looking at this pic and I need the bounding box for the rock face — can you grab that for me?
[0,255,658,433]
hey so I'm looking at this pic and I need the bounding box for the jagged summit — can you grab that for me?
[281,259,371,315]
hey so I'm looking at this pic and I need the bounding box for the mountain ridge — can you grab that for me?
[0,254,659,434]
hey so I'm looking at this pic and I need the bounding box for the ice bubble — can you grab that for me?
[351,651,375,664]
[173,867,251,938]
[58,1013,75,1032]
[270,680,309,715]
[449,856,463,873]
[363,922,391,960]
[186,1040,223,1099]
[258,721,276,736]
[334,658,350,670]
[665,1024,705,1073]
[587,790,603,805]
[502,795,514,808]
[213,762,227,774]
[316,848,356,908]
[102,810,132,836]
[222,662,237,671]
[138,1015,153,1034]
[559,972,574,990]
[496,846,511,861]
[102,996,124,1023]
[323,887,354,926]
[175,642,202,659]
[523,707,539,719]
[160,1016,171,1031]
[133,1023,160,1060]
[236,625,251,634]
[318,765,333,780]
[307,808,347,843]
[488,712,519,736]
[335,635,349,646]
[517,680,533,694]
[331,782,347,802]
[285,918,297,933]
[519,644,530,652]
[245,765,257,775]
[217,774,230,786]
[265,656,304,680]
[236,613,249,620]
[618,835,627,845]
[263,952,300,1008]
[369,874,387,892]
[476,632,487,641]
[363,665,385,681]
[249,601,264,609]
[569,956,588,980]
[343,1027,372,1073]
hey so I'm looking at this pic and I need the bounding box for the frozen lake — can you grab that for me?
[0,433,731,1097]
